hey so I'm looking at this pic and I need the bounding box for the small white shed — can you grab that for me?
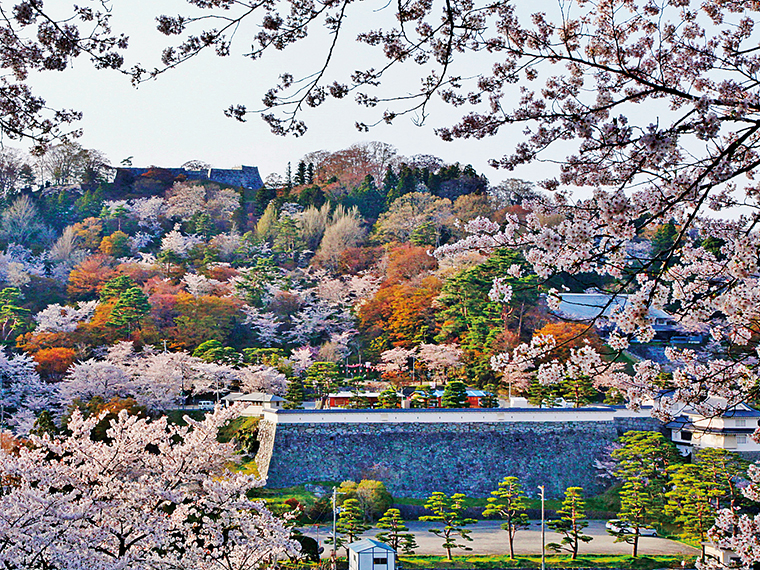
[347,539,396,570]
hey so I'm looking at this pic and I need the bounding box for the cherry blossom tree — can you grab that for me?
[417,343,463,384]
[161,225,204,258]
[34,300,98,333]
[236,365,288,395]
[0,406,297,569]
[290,345,317,375]
[0,349,58,434]
[60,343,238,412]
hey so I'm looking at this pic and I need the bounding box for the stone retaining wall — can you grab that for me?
[256,416,661,498]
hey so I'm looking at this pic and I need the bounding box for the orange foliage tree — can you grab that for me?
[167,293,242,350]
[385,244,438,283]
[359,275,442,353]
[33,347,77,380]
[99,230,131,258]
[533,322,603,363]
[71,217,103,250]
[67,255,116,300]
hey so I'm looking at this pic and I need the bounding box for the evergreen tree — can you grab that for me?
[526,378,563,408]
[482,476,529,559]
[254,185,277,216]
[480,384,499,408]
[305,362,342,400]
[435,249,540,387]
[74,186,104,219]
[547,487,593,560]
[347,174,385,219]
[651,220,677,259]
[0,287,31,343]
[376,508,418,554]
[441,380,469,408]
[409,221,438,246]
[192,340,242,366]
[562,374,597,407]
[331,498,370,555]
[377,387,401,408]
[283,377,305,409]
[386,163,415,206]
[382,165,398,198]
[612,431,681,557]
[306,162,315,184]
[100,275,137,302]
[285,162,293,192]
[665,448,747,558]
[295,161,307,186]
[420,492,477,560]
[107,287,151,333]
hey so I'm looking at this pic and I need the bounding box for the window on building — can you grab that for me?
[737,435,747,445]
[373,558,388,565]
[736,419,746,427]
[681,431,692,441]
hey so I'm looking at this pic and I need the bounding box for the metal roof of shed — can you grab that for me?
[348,539,396,553]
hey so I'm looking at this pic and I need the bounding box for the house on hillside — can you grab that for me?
[348,539,396,570]
[552,292,687,341]
[222,392,285,416]
[667,402,760,456]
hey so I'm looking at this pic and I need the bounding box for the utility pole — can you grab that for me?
[538,485,546,570]
[332,486,338,570]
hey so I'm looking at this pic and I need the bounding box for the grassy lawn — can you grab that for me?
[398,554,696,569]
[166,409,206,425]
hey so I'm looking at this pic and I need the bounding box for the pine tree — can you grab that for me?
[482,476,529,559]
[284,377,305,409]
[612,431,680,557]
[306,163,315,184]
[441,380,469,408]
[100,275,137,301]
[480,384,499,408]
[547,487,593,560]
[376,508,418,554]
[377,388,401,408]
[562,374,597,407]
[107,287,151,333]
[420,492,477,560]
[331,498,370,555]
[665,449,747,559]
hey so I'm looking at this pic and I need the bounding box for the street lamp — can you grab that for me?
[538,485,545,570]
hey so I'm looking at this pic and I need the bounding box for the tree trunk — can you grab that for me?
[508,530,515,560]
[632,533,639,558]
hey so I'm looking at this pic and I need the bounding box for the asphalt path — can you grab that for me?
[303,520,699,557]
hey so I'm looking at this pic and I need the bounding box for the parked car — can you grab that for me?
[606,519,658,537]
[197,400,215,410]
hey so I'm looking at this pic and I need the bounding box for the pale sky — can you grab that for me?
[25,1,549,185]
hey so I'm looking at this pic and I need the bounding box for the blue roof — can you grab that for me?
[429,389,487,397]
[348,539,395,553]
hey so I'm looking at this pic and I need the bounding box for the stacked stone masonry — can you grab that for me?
[256,414,661,499]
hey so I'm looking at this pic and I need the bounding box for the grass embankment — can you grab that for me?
[398,554,695,569]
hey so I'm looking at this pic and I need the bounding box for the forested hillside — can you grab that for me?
[0,141,676,432]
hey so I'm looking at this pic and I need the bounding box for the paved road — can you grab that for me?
[303,520,698,557]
